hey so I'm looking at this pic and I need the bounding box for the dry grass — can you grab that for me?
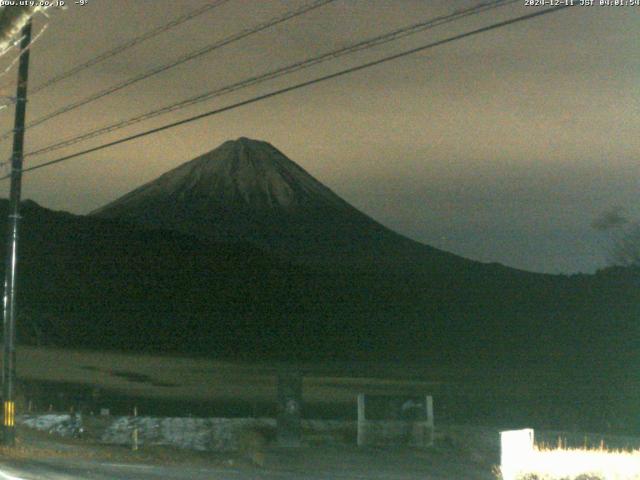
[502,442,640,480]
[236,426,273,467]
[9,346,436,405]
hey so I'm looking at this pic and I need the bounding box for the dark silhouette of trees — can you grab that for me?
[611,222,640,267]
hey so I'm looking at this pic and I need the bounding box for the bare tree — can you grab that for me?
[0,6,49,57]
[610,222,640,268]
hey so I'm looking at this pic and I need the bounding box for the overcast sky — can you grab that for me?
[0,0,637,274]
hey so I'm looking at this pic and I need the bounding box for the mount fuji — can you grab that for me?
[92,137,474,272]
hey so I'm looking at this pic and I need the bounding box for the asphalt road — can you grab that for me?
[0,445,496,480]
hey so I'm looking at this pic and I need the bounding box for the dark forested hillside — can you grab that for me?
[1,200,637,389]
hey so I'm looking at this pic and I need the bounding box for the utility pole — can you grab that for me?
[2,19,32,446]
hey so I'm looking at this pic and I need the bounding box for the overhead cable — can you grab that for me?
[4,4,573,180]
[27,0,519,158]
[0,0,335,141]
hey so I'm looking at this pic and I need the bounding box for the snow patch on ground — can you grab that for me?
[18,414,355,452]
[19,414,83,437]
[102,416,277,452]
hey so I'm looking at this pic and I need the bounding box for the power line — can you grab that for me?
[1,18,32,447]
[27,0,520,159]
[30,0,231,96]
[3,4,573,181]
[0,1,230,108]
[0,0,335,142]
[0,9,52,108]
[0,19,48,98]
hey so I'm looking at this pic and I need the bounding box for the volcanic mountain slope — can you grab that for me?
[0,201,559,362]
[84,137,640,375]
[7,200,316,356]
[3,201,638,431]
[92,137,471,272]
[1,199,637,380]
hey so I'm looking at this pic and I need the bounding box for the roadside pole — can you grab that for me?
[2,19,32,446]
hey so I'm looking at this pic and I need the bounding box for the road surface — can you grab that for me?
[0,443,496,479]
